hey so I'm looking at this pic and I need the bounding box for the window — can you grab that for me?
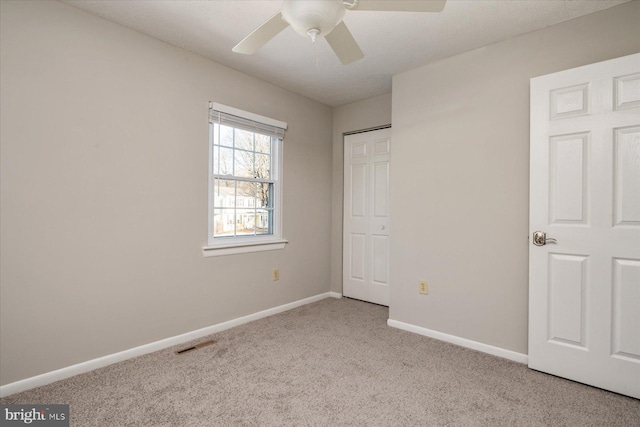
[203,103,287,257]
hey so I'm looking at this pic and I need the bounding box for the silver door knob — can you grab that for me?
[533,231,557,246]
[380,225,385,230]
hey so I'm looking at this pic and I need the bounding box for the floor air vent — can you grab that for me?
[175,340,215,355]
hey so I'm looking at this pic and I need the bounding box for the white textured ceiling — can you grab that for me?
[61,0,630,107]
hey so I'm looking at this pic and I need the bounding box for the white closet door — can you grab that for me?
[343,128,391,306]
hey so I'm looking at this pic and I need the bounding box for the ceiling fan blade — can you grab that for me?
[232,12,289,55]
[325,21,364,65]
[353,0,446,13]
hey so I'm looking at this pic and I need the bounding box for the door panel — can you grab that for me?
[611,258,640,361]
[372,235,389,284]
[547,253,588,348]
[373,162,389,217]
[350,164,366,217]
[343,128,391,306]
[549,133,588,223]
[529,53,640,398]
[349,233,366,281]
[613,126,640,226]
[614,73,640,110]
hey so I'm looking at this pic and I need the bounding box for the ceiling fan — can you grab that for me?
[232,0,446,65]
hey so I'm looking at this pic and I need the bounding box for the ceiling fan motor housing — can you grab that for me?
[281,0,346,40]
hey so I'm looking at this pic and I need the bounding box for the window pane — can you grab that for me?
[214,147,234,175]
[213,209,235,236]
[255,134,271,154]
[214,179,235,208]
[219,124,234,147]
[255,153,271,179]
[235,129,253,151]
[211,145,218,174]
[234,150,254,178]
[256,209,272,235]
[237,181,256,207]
[236,209,255,236]
[256,183,272,208]
[212,124,219,146]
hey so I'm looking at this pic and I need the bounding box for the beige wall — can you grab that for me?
[390,1,640,354]
[0,0,333,385]
[330,93,392,293]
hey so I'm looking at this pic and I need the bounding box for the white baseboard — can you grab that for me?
[0,292,341,398]
[387,319,528,364]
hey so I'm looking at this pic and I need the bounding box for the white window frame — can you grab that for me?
[203,103,287,257]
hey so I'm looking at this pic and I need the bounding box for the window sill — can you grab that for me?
[202,239,288,257]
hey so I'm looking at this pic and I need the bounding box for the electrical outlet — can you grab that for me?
[419,280,428,295]
[272,268,280,281]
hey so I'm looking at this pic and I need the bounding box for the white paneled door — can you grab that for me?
[343,128,391,306]
[529,53,640,398]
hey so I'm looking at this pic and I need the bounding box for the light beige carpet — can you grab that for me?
[2,297,639,426]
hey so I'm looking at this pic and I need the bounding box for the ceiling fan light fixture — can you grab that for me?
[306,28,320,43]
[233,0,447,65]
[282,0,346,40]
